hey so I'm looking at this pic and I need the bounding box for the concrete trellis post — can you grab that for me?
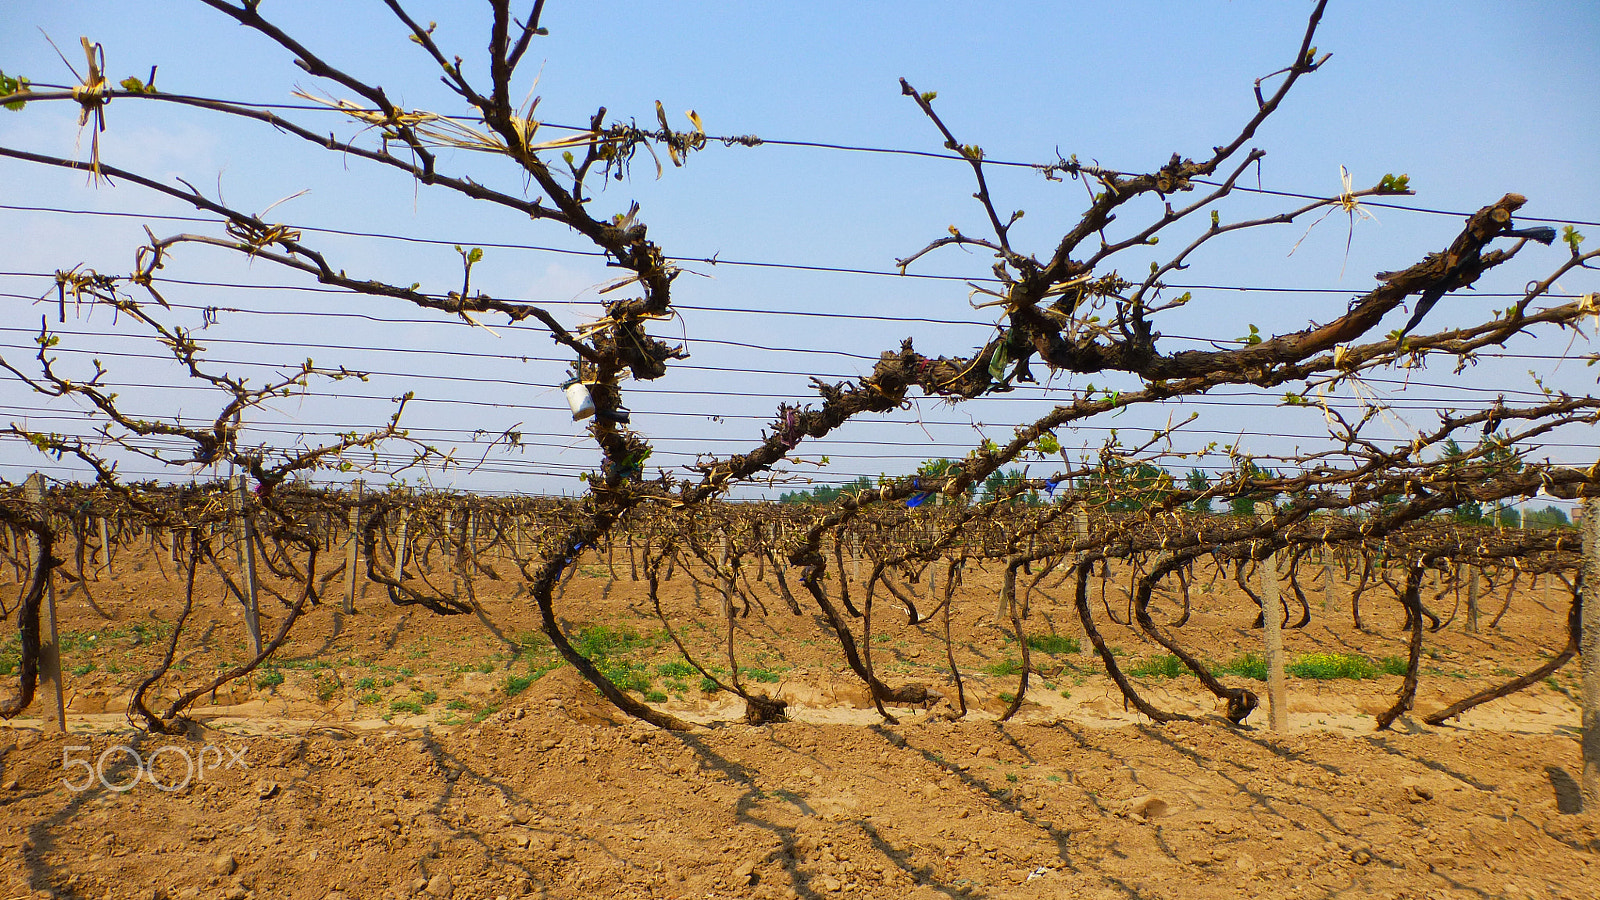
[97,516,113,578]
[445,508,462,599]
[231,475,263,657]
[851,533,862,587]
[1257,502,1287,731]
[393,507,411,582]
[1322,547,1335,613]
[1579,496,1598,810]
[1466,565,1481,633]
[343,480,363,614]
[718,535,733,618]
[24,474,66,732]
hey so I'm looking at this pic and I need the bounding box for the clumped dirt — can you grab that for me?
[2,542,1597,899]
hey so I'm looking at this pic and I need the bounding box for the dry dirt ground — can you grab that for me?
[2,540,1598,899]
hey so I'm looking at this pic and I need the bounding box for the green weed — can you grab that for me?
[1287,653,1377,680]
[573,624,656,659]
[314,673,340,702]
[1129,655,1187,679]
[744,667,781,684]
[1214,653,1267,681]
[983,657,1022,677]
[1026,634,1080,655]
[255,669,285,689]
[602,660,652,694]
[1378,656,1410,676]
[504,671,539,697]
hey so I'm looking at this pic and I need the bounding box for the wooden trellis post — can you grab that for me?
[343,480,363,614]
[1580,496,1598,810]
[1257,502,1287,731]
[24,474,66,732]
[231,475,263,657]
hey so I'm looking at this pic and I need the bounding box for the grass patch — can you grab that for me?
[1213,652,1267,681]
[1128,654,1187,679]
[271,656,336,671]
[998,692,1016,704]
[643,690,668,703]
[314,673,341,702]
[358,692,382,706]
[503,651,562,697]
[655,660,693,678]
[70,662,96,677]
[514,630,550,654]
[983,657,1022,678]
[573,624,657,659]
[699,675,721,694]
[744,667,781,684]
[389,698,425,715]
[1378,656,1410,677]
[255,668,285,689]
[602,660,653,694]
[504,670,540,698]
[446,698,473,711]
[1026,634,1080,655]
[1287,653,1376,680]
[129,621,174,645]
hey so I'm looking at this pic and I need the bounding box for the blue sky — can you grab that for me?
[1,1,1596,505]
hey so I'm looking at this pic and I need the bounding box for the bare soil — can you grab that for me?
[2,542,1597,899]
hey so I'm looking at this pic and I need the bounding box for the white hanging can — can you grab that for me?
[563,379,595,421]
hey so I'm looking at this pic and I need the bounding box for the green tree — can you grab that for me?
[779,476,873,504]
[1184,468,1212,514]
[982,467,1039,505]
[1229,463,1278,517]
[1083,462,1173,512]
[1522,504,1570,529]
